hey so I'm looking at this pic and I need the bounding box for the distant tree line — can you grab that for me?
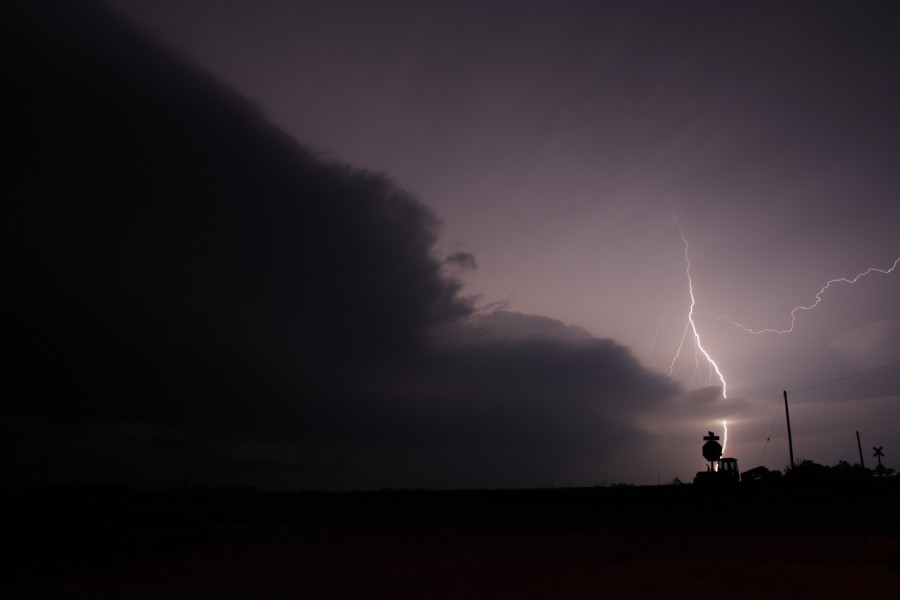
[786,459,894,482]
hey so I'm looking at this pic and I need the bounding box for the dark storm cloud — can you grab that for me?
[7,0,466,411]
[262,323,680,488]
[5,0,679,489]
[444,251,477,270]
[459,310,591,343]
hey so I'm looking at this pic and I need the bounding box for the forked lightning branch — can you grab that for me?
[666,213,897,456]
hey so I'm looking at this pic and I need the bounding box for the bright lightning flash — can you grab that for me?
[666,217,728,400]
[712,257,900,334]
[663,219,895,466]
[722,419,728,455]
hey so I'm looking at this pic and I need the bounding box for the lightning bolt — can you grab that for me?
[722,419,728,455]
[663,222,895,463]
[710,257,900,334]
[666,216,728,399]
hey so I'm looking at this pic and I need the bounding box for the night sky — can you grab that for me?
[6,0,899,490]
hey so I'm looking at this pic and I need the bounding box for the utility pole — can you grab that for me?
[856,431,865,468]
[783,390,795,471]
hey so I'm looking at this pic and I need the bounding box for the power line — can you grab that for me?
[757,402,782,466]
[857,416,900,436]
[754,360,898,467]
[788,359,900,395]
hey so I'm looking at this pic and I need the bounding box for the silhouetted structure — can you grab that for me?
[857,431,865,468]
[783,390,795,470]
[694,431,740,486]
[701,431,722,470]
[873,446,885,476]
[740,465,772,484]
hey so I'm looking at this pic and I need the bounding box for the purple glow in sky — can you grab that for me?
[8,1,899,489]
[106,0,900,482]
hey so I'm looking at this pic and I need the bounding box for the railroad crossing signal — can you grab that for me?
[702,431,723,464]
[873,446,885,473]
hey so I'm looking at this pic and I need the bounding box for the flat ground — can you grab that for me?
[3,483,899,599]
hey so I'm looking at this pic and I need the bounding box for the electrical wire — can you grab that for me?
[754,359,898,467]
[785,361,900,467]
[788,359,900,395]
[858,415,900,435]
[757,402,782,465]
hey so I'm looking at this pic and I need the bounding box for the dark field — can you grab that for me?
[3,482,899,599]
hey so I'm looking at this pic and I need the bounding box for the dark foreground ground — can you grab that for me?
[3,481,899,599]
